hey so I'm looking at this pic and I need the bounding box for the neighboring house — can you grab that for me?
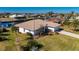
[9,14,25,18]
[48,18,64,23]
[9,14,27,22]
[15,19,60,35]
[9,14,17,18]
[0,18,15,28]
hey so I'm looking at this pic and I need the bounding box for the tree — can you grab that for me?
[63,18,70,25]
[47,11,54,16]
[71,19,79,31]
[21,40,43,51]
[62,14,71,25]
[11,26,17,32]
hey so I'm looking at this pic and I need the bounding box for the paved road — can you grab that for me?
[58,31,79,39]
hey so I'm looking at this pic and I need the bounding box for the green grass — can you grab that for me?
[36,34,79,51]
[0,29,28,51]
[61,25,79,34]
[0,28,79,51]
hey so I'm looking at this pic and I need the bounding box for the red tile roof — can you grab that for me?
[48,18,64,23]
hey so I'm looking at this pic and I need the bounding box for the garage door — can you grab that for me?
[48,27,54,32]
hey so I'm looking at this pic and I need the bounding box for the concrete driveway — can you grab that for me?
[58,30,79,39]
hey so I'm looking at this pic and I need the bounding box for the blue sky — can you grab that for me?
[0,7,79,13]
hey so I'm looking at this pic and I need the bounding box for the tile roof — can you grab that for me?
[15,19,60,31]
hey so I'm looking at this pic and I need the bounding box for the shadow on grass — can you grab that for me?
[74,29,79,31]
[1,28,9,32]
[1,33,10,36]
[0,37,10,42]
[0,28,9,33]
[21,40,43,51]
[21,44,43,51]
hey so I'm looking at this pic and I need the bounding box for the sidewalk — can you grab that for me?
[58,30,79,39]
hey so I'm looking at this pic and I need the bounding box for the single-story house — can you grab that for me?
[9,14,25,18]
[15,19,61,35]
[9,14,17,18]
[48,18,64,23]
[0,18,15,28]
[46,21,61,32]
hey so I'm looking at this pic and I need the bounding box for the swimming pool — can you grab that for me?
[0,22,14,28]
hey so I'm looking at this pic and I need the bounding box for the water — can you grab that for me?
[0,22,14,28]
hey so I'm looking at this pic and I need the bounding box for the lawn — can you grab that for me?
[61,25,79,34]
[36,34,79,51]
[0,28,79,51]
[0,29,29,51]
